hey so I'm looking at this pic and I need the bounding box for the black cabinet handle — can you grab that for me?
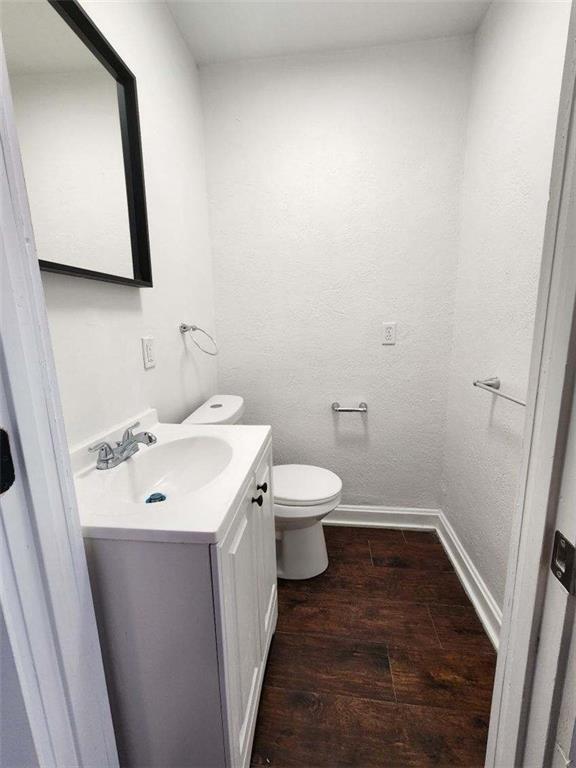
[257,482,268,494]
[252,495,263,507]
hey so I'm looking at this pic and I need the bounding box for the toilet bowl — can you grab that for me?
[273,464,342,579]
[182,395,342,580]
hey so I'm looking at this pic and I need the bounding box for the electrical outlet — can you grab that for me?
[141,337,155,369]
[382,322,397,345]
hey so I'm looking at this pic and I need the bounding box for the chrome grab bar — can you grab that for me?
[331,402,368,413]
[473,377,526,407]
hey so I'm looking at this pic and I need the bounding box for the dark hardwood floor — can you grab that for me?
[251,526,497,767]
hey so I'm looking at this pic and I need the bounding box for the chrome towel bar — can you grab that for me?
[473,377,526,407]
[331,402,368,413]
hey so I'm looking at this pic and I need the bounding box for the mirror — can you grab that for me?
[2,0,152,286]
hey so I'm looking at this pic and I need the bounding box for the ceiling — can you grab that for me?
[167,1,491,66]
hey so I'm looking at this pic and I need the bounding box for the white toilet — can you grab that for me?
[272,464,342,579]
[182,395,342,579]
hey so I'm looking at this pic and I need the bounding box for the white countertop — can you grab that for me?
[74,411,271,544]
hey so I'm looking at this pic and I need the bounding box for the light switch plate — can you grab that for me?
[141,336,155,369]
[382,322,397,345]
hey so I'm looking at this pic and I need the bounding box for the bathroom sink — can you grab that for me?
[77,435,233,512]
[74,416,271,543]
[108,436,233,504]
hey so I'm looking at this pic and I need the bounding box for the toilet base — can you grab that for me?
[276,521,329,580]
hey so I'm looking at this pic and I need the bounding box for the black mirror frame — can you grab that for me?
[38,0,153,287]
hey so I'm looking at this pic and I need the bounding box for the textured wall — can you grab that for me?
[201,37,472,507]
[41,1,216,447]
[440,1,570,605]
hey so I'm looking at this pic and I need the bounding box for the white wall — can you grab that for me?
[440,1,570,605]
[40,1,216,447]
[12,70,132,277]
[201,37,473,507]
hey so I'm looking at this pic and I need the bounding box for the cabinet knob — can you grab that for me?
[257,482,268,493]
[252,495,263,507]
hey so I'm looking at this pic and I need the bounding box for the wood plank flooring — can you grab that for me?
[251,526,497,767]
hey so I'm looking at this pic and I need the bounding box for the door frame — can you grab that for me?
[0,37,118,767]
[486,6,576,766]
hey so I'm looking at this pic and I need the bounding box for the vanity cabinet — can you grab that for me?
[84,437,276,768]
[214,451,277,768]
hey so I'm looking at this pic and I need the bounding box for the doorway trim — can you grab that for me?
[0,39,118,767]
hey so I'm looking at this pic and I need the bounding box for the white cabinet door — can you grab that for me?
[215,490,262,768]
[253,455,277,647]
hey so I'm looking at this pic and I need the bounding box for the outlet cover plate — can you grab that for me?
[382,322,397,345]
[142,336,155,369]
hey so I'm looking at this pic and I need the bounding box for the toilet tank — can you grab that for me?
[182,395,245,425]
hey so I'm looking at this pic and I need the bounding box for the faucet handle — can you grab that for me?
[88,441,114,459]
[121,422,140,443]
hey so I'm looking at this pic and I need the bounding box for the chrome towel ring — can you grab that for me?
[179,323,219,356]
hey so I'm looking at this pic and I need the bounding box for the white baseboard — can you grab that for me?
[324,504,502,650]
[435,512,502,650]
[326,504,441,531]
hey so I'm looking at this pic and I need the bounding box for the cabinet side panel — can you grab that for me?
[85,538,226,768]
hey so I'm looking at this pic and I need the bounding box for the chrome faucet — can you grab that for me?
[89,422,157,470]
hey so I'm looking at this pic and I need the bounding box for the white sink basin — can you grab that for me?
[108,436,233,505]
[73,415,271,544]
[76,434,233,514]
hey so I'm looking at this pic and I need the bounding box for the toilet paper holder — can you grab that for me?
[331,402,368,413]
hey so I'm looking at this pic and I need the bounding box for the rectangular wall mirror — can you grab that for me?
[2,0,152,286]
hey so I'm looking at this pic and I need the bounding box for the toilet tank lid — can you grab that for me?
[182,395,245,425]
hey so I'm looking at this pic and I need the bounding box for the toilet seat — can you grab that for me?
[273,464,342,507]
